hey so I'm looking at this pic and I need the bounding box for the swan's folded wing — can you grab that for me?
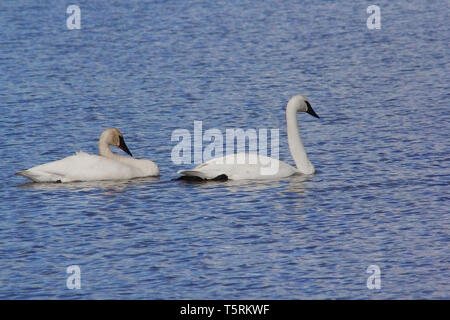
[17,152,139,182]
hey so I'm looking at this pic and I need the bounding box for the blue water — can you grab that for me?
[0,0,449,299]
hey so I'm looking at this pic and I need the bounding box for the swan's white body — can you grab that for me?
[17,128,159,183]
[18,152,159,183]
[178,95,319,180]
[180,153,298,180]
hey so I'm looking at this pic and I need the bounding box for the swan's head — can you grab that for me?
[99,128,133,157]
[287,94,320,118]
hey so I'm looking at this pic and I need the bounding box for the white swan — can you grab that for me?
[178,94,320,180]
[16,128,159,183]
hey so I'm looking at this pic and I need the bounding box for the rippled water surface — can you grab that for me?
[0,1,449,299]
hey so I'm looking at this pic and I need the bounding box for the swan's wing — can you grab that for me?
[17,152,138,182]
[178,153,297,180]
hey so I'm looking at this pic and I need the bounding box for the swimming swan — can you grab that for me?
[16,128,159,182]
[178,94,320,180]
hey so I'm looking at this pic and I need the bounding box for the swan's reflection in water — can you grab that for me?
[18,176,161,192]
[176,172,311,194]
[17,172,312,200]
[283,174,311,194]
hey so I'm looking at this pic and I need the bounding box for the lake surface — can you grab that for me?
[0,0,448,299]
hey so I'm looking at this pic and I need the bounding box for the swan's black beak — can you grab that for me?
[306,101,320,119]
[119,136,133,157]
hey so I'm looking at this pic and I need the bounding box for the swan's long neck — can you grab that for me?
[286,106,315,174]
[99,139,137,165]
[99,140,120,160]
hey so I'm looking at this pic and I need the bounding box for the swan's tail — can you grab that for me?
[16,170,39,182]
[16,170,62,183]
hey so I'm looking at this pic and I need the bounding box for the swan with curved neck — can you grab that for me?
[178,94,319,180]
[16,128,159,183]
[285,94,318,175]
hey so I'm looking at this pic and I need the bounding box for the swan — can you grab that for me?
[16,128,159,183]
[178,94,320,180]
